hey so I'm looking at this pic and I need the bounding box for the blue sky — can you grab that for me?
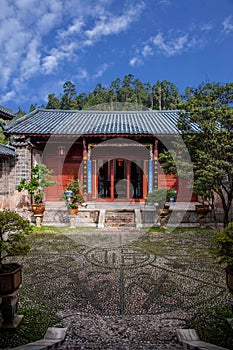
[0,0,233,113]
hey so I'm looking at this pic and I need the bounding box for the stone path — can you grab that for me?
[3,227,230,349]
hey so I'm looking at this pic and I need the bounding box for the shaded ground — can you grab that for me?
[0,226,232,349]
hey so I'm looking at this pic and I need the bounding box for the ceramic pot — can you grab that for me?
[31,203,45,215]
[0,263,22,296]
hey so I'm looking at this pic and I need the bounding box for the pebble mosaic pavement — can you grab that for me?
[3,227,232,349]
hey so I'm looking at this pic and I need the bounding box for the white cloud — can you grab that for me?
[38,12,59,34]
[58,18,85,39]
[94,63,110,79]
[0,90,16,103]
[75,69,89,80]
[0,0,15,21]
[222,16,233,33]
[85,2,145,42]
[20,40,41,80]
[129,57,143,67]
[151,32,189,56]
[201,23,213,32]
[142,44,153,57]
[0,0,145,105]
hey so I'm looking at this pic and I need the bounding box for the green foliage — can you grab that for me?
[215,222,233,269]
[178,82,233,226]
[62,179,84,208]
[0,306,58,348]
[17,164,56,203]
[146,188,177,206]
[0,211,31,267]
[152,80,181,110]
[189,306,233,349]
[42,76,180,111]
[166,189,177,199]
[46,94,61,109]
[146,188,167,205]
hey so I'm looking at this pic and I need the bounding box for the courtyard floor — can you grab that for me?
[0,226,232,349]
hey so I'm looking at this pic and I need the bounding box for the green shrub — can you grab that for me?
[0,210,31,268]
[215,222,233,269]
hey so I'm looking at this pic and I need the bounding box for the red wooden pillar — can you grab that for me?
[82,138,88,200]
[154,139,158,189]
[143,160,148,200]
[110,160,114,199]
[126,160,130,199]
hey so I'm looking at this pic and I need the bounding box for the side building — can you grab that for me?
[0,106,18,209]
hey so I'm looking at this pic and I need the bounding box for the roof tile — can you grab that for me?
[5,109,196,135]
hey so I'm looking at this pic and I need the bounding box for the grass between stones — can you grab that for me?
[0,225,232,349]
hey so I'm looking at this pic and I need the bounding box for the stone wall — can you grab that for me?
[12,140,32,186]
[0,156,17,210]
[0,139,42,211]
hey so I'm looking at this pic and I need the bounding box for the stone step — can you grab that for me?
[10,327,67,350]
[105,210,135,227]
[176,329,229,350]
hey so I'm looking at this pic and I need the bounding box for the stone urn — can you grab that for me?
[68,208,78,215]
[31,203,45,215]
[0,263,22,296]
[195,204,209,227]
[0,263,23,328]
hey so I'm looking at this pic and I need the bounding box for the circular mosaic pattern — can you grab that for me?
[85,247,156,269]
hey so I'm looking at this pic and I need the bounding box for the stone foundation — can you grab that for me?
[16,206,226,228]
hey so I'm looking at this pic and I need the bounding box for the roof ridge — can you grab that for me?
[35,108,180,113]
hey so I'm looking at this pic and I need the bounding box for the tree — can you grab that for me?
[46,94,61,109]
[61,81,77,109]
[179,82,233,227]
[17,164,56,204]
[119,74,135,103]
[29,104,37,112]
[16,107,26,118]
[152,80,181,110]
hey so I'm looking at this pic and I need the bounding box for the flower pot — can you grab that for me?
[0,263,22,296]
[225,267,233,293]
[195,204,209,216]
[68,208,78,215]
[32,203,45,215]
[159,208,170,217]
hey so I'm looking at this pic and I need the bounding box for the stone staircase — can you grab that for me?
[105,209,135,227]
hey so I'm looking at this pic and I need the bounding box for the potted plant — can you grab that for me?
[0,211,31,294]
[62,179,84,215]
[166,189,177,201]
[193,183,211,214]
[146,188,167,208]
[215,222,233,294]
[17,164,56,215]
[146,188,177,210]
[0,211,31,327]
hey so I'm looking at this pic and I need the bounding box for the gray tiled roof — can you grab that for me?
[0,105,16,119]
[0,144,17,157]
[4,109,194,135]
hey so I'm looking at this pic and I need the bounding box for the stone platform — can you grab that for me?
[16,201,225,228]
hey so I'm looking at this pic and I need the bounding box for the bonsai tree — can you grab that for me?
[215,222,233,294]
[17,164,56,204]
[166,189,177,200]
[63,179,84,209]
[0,211,31,270]
[215,222,233,270]
[146,188,177,207]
